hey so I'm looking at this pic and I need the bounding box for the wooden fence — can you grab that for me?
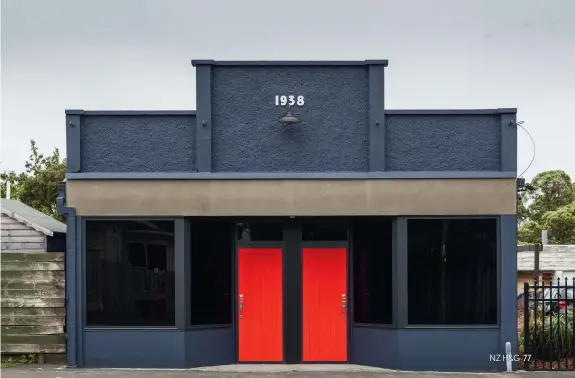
[1,252,66,364]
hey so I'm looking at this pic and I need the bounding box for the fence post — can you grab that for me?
[523,281,530,371]
[533,244,540,282]
[572,278,575,362]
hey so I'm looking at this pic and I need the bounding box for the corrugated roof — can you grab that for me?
[1,199,66,235]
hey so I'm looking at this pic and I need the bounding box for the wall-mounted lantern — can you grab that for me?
[279,111,300,125]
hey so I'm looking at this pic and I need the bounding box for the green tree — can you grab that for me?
[528,170,574,222]
[517,193,530,224]
[518,170,575,244]
[518,220,543,244]
[0,170,26,199]
[0,140,66,222]
[541,202,575,244]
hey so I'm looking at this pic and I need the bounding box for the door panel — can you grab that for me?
[302,247,347,362]
[237,248,283,362]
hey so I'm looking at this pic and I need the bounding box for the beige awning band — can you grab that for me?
[66,179,516,216]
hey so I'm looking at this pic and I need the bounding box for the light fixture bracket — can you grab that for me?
[279,111,300,125]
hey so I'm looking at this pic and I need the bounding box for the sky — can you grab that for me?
[1,0,574,181]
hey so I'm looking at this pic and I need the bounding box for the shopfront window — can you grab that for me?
[190,219,233,325]
[407,218,498,325]
[237,221,283,242]
[352,218,393,324]
[302,222,347,241]
[85,220,175,327]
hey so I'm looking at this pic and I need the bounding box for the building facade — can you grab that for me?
[58,59,518,371]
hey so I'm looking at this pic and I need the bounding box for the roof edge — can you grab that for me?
[385,108,517,115]
[65,110,196,116]
[1,206,54,236]
[191,59,389,67]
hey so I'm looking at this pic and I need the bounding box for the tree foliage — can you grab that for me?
[1,140,66,222]
[518,170,575,244]
[528,170,574,222]
[517,194,530,224]
[518,220,543,245]
[541,202,575,244]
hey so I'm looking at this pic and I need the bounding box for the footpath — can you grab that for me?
[3,364,575,378]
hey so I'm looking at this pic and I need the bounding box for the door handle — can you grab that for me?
[341,294,347,317]
[239,294,244,319]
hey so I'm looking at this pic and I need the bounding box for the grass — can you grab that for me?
[1,354,37,368]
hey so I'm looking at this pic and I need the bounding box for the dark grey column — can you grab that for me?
[65,112,82,173]
[174,218,191,329]
[193,62,213,172]
[368,62,387,172]
[499,215,518,365]
[283,221,303,363]
[65,214,77,366]
[499,109,517,172]
[393,217,408,327]
[75,217,84,366]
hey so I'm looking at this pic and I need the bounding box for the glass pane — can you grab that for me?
[352,219,393,324]
[302,223,347,241]
[407,218,498,325]
[237,222,283,242]
[85,220,175,327]
[191,219,233,325]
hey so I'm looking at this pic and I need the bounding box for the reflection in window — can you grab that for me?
[85,220,175,326]
[236,222,283,242]
[407,218,498,325]
[352,218,393,324]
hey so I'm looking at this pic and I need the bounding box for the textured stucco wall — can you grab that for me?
[210,66,369,172]
[385,114,501,171]
[80,115,196,172]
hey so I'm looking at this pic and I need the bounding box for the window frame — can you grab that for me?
[82,217,178,330]
[404,216,501,329]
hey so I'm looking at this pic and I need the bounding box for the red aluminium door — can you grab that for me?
[237,248,283,362]
[302,247,347,362]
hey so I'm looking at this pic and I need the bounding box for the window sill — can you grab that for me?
[352,323,395,329]
[83,326,177,331]
[189,324,233,330]
[404,325,500,329]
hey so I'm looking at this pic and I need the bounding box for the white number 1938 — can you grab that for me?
[275,95,305,107]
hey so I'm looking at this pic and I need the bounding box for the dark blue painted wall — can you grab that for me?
[351,327,399,369]
[75,112,508,174]
[82,328,234,368]
[351,327,503,372]
[396,328,502,371]
[83,330,186,368]
[80,115,196,172]
[210,66,369,172]
[184,327,235,367]
[385,114,501,171]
